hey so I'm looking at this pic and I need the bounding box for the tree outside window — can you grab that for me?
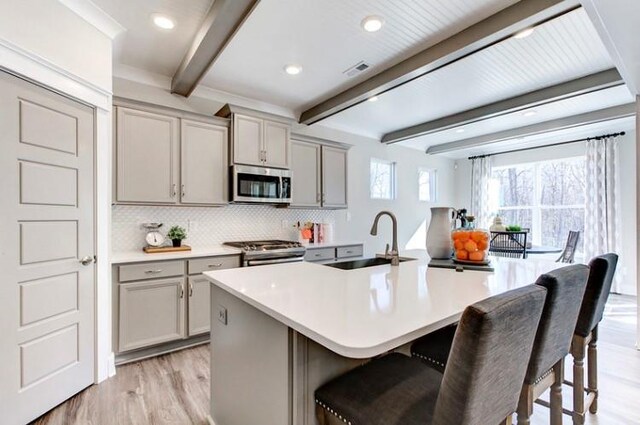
[370,158,396,200]
[490,157,585,251]
[418,168,437,202]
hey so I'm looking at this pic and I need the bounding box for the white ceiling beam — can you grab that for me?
[425,103,636,155]
[171,0,260,97]
[382,68,623,144]
[299,0,580,125]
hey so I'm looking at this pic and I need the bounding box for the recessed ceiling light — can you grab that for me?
[361,16,384,32]
[368,96,378,102]
[284,64,303,75]
[514,27,534,39]
[522,110,537,117]
[152,14,175,30]
[455,128,466,133]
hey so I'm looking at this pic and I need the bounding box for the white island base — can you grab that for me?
[207,283,368,425]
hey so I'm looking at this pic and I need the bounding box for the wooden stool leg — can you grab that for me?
[588,327,599,414]
[517,386,533,425]
[501,414,513,425]
[573,339,586,425]
[550,360,564,425]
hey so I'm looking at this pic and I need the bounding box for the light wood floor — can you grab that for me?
[32,295,639,425]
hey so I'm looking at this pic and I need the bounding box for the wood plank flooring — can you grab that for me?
[32,295,639,425]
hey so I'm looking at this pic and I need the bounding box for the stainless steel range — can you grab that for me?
[224,240,306,267]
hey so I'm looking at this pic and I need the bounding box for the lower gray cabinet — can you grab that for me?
[188,276,211,336]
[118,277,186,352]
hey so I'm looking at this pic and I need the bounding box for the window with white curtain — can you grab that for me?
[370,158,396,200]
[489,156,586,250]
[418,168,437,202]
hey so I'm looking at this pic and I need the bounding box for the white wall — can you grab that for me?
[111,78,457,257]
[454,131,637,296]
[0,0,112,91]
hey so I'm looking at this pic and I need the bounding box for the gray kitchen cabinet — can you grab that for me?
[181,119,228,205]
[291,139,348,209]
[188,276,211,336]
[113,254,241,362]
[321,146,348,208]
[230,113,290,169]
[304,244,364,263]
[116,107,180,203]
[263,120,290,168]
[232,114,264,166]
[118,277,186,352]
[291,140,322,207]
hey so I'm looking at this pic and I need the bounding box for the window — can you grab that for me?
[490,157,585,251]
[418,168,437,202]
[370,158,396,200]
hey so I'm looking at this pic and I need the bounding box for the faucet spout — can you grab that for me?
[370,211,400,266]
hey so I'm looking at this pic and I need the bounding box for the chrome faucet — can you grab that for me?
[370,211,400,266]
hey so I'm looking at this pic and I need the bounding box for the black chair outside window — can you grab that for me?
[557,231,581,263]
[490,231,529,259]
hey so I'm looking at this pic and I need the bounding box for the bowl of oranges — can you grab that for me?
[451,229,490,265]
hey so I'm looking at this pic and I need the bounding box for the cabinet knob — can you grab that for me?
[172,184,177,197]
[181,184,185,198]
[79,256,94,266]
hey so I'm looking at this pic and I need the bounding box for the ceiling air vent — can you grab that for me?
[343,61,370,78]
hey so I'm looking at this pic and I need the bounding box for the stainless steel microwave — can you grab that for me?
[231,165,292,204]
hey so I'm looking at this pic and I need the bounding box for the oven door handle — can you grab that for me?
[246,256,304,267]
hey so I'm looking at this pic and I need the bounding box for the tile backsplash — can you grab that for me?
[112,204,340,252]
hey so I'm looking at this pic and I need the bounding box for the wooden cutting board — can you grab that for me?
[143,245,192,254]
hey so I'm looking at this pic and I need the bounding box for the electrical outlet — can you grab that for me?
[217,305,227,325]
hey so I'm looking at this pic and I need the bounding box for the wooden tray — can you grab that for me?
[143,245,192,254]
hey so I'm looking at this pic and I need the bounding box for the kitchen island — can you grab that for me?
[203,250,560,425]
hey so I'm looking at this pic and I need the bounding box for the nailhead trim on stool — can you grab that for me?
[315,400,352,425]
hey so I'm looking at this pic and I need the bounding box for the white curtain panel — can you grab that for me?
[470,156,492,229]
[584,136,622,292]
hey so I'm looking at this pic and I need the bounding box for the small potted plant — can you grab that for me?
[167,225,187,247]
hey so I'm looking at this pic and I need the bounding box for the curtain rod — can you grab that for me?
[467,131,626,160]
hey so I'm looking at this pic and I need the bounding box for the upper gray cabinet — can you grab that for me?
[291,141,321,208]
[116,107,180,204]
[231,113,290,169]
[181,119,228,205]
[115,104,229,206]
[321,146,348,208]
[290,139,348,209]
[216,105,291,169]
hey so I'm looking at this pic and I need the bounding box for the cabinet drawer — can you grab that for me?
[119,260,185,282]
[336,245,363,259]
[188,255,241,275]
[305,248,335,262]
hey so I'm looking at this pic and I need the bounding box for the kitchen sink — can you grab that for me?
[324,257,415,270]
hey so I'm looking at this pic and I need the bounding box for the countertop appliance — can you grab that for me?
[224,239,306,267]
[231,165,292,204]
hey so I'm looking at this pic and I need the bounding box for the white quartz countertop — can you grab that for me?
[203,250,562,358]
[111,246,242,264]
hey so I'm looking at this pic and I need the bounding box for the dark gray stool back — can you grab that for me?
[525,264,589,384]
[575,253,618,337]
[432,285,547,425]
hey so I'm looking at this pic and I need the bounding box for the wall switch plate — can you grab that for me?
[217,305,227,325]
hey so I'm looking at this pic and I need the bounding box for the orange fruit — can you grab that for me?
[470,231,483,242]
[458,232,470,242]
[469,251,485,262]
[477,240,488,251]
[456,250,469,260]
[454,240,465,250]
[464,240,478,252]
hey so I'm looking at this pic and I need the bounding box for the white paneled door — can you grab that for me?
[0,71,95,424]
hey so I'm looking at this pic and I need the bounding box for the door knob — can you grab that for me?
[80,256,94,266]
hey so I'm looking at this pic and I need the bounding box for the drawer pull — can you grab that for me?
[208,263,223,268]
[189,281,194,297]
[179,284,185,299]
[345,250,353,254]
[145,269,163,274]
[315,253,322,257]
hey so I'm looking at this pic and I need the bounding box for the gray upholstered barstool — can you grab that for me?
[314,285,547,425]
[566,253,618,424]
[411,265,589,425]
